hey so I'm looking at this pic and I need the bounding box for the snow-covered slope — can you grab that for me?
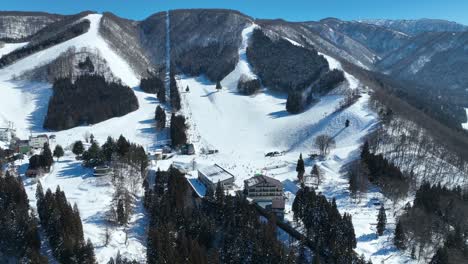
[172,23,417,262]
[0,42,28,58]
[1,13,158,263]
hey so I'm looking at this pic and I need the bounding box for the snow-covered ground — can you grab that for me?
[175,24,414,263]
[0,42,28,59]
[0,14,158,263]
[0,14,415,263]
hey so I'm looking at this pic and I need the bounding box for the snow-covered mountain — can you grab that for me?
[0,11,63,40]
[362,18,468,36]
[1,8,468,264]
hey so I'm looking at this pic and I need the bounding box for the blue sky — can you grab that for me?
[3,0,468,24]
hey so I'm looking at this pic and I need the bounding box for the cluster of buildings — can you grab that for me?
[0,124,52,154]
[196,163,285,219]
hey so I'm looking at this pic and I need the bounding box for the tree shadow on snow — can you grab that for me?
[268,110,290,119]
[11,81,52,133]
[357,233,378,242]
[56,162,91,179]
[201,90,219,98]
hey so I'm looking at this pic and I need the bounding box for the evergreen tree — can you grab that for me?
[361,141,370,161]
[155,105,166,130]
[286,91,303,114]
[376,205,387,236]
[53,145,64,161]
[215,182,225,205]
[204,186,214,201]
[41,143,53,170]
[116,135,130,157]
[216,81,222,91]
[170,114,188,147]
[170,73,182,111]
[429,246,449,264]
[157,85,166,103]
[296,153,305,183]
[186,85,190,92]
[117,199,126,225]
[72,140,84,156]
[394,219,406,250]
[311,164,321,186]
[102,136,116,162]
[82,142,104,167]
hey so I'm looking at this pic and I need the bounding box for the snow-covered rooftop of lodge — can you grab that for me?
[244,174,282,187]
[198,164,235,183]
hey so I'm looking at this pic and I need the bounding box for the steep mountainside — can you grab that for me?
[169,9,252,81]
[377,31,468,90]
[100,12,152,77]
[318,18,409,57]
[0,11,64,40]
[363,18,468,36]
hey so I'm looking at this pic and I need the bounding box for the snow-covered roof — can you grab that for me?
[244,175,282,188]
[198,164,235,183]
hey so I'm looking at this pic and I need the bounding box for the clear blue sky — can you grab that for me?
[3,0,468,25]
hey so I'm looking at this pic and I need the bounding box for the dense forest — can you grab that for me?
[396,183,468,263]
[292,187,368,263]
[36,183,96,263]
[173,43,238,82]
[140,74,164,94]
[145,167,300,263]
[0,172,47,263]
[44,75,139,130]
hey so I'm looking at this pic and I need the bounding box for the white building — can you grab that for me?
[244,174,284,202]
[29,134,49,149]
[0,128,14,143]
[198,164,235,190]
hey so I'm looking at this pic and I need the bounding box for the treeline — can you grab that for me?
[44,74,139,130]
[346,47,468,189]
[145,167,305,264]
[36,183,96,263]
[0,172,47,263]
[0,20,90,68]
[75,135,148,172]
[292,186,366,263]
[358,142,409,200]
[140,74,164,94]
[286,69,345,114]
[170,68,181,111]
[342,60,466,131]
[366,106,468,188]
[247,29,329,92]
[170,113,188,147]
[174,43,238,83]
[27,142,54,173]
[18,47,119,84]
[395,183,468,263]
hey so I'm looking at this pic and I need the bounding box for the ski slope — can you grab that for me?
[0,14,158,263]
[176,24,414,263]
[0,14,415,263]
[0,42,28,58]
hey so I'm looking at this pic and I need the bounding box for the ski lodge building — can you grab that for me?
[198,164,235,190]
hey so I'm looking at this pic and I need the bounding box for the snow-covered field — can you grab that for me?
[0,15,414,263]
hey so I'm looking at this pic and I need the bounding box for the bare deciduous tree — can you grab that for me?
[314,134,336,156]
